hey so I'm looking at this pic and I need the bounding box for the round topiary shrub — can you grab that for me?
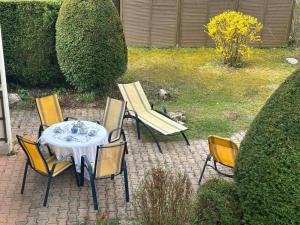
[192,179,241,225]
[56,0,127,91]
[235,70,300,225]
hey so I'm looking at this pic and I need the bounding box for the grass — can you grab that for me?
[120,47,299,140]
[9,47,298,140]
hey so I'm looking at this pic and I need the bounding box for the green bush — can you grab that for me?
[235,70,300,225]
[56,0,127,92]
[0,0,64,86]
[192,179,241,225]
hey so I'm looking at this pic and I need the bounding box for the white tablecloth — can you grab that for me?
[40,121,108,172]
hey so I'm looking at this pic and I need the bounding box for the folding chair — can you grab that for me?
[80,141,129,210]
[17,135,79,206]
[118,81,189,153]
[198,135,238,184]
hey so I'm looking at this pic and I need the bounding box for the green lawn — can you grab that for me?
[11,47,298,141]
[120,48,299,140]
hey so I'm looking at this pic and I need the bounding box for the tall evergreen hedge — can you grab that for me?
[235,70,300,225]
[56,0,127,91]
[0,0,64,86]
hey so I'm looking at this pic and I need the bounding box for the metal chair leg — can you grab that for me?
[71,156,79,187]
[43,175,53,207]
[214,162,234,178]
[198,154,211,185]
[80,157,85,186]
[142,123,163,153]
[21,162,29,194]
[90,177,98,210]
[181,131,190,146]
[136,119,141,140]
[124,141,129,155]
[121,129,128,154]
[38,125,43,138]
[46,145,54,156]
[123,160,129,202]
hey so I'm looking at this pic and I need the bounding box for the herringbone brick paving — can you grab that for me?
[0,109,245,225]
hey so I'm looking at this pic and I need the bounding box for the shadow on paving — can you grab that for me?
[0,108,245,224]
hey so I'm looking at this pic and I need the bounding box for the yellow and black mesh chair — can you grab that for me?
[17,135,79,206]
[36,94,76,137]
[118,81,189,153]
[96,97,128,153]
[80,141,129,210]
[102,97,127,141]
[198,135,238,184]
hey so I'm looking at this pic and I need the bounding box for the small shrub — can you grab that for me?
[16,88,32,100]
[76,92,96,104]
[134,167,193,225]
[192,179,241,225]
[7,149,16,156]
[235,70,300,225]
[207,11,263,66]
[56,0,128,92]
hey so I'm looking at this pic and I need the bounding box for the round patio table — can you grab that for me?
[40,120,108,172]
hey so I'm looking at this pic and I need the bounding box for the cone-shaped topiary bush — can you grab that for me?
[235,70,300,225]
[56,0,127,91]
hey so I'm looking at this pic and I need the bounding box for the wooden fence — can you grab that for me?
[120,0,294,47]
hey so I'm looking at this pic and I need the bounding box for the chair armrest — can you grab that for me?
[64,117,78,121]
[154,105,175,121]
[149,102,167,113]
[126,109,139,119]
[108,128,125,143]
[155,109,172,119]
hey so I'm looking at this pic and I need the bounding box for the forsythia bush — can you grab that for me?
[207,11,263,66]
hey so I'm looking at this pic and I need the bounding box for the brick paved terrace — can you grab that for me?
[0,108,245,225]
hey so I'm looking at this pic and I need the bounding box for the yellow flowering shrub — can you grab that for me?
[207,11,263,66]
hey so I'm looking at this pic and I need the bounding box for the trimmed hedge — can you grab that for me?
[56,0,127,91]
[0,0,64,86]
[235,70,300,225]
[192,179,241,225]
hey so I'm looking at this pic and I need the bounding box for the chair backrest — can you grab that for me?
[36,94,64,126]
[118,81,152,112]
[17,135,49,175]
[102,97,126,142]
[208,135,238,167]
[94,142,126,178]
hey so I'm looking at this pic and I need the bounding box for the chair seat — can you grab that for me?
[46,156,72,177]
[131,110,188,135]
